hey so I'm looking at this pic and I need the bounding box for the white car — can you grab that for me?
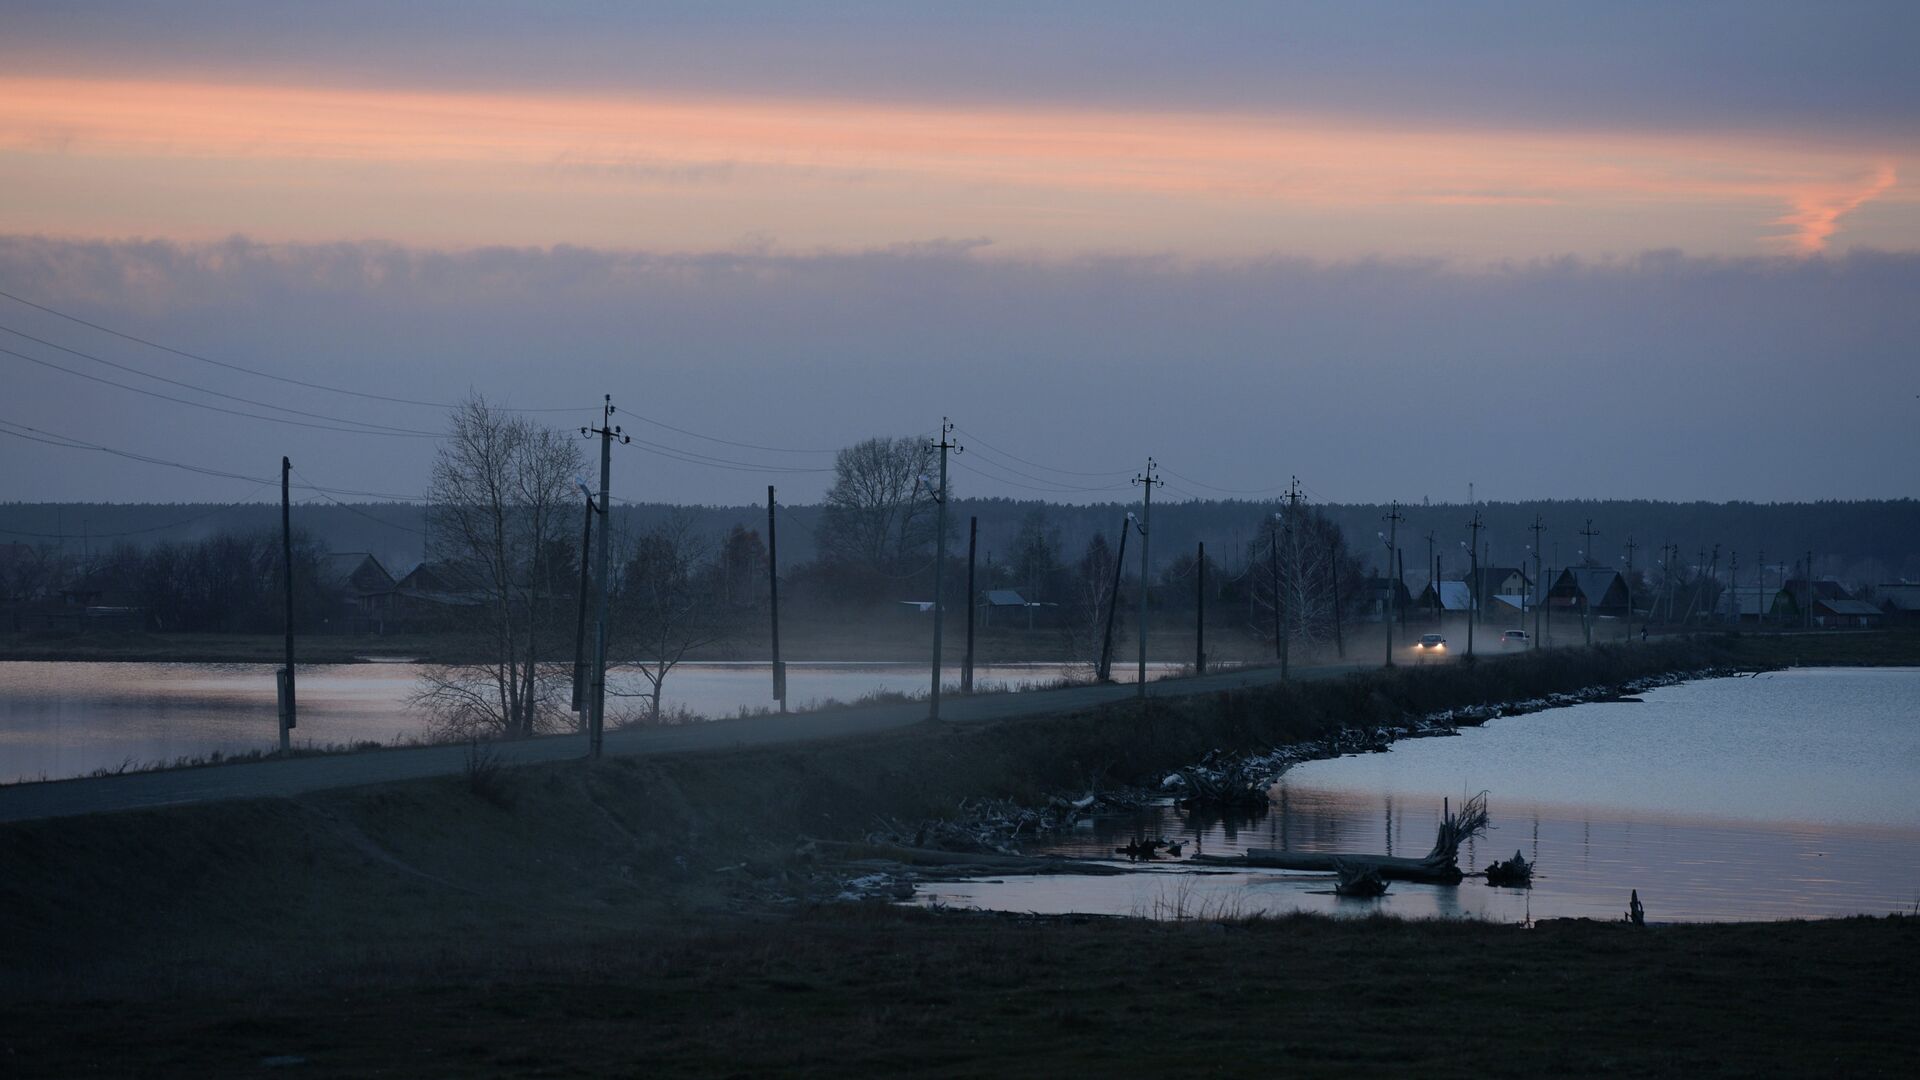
[1414,633,1447,652]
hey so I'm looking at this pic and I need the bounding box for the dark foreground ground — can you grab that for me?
[7,909,1915,1078]
[5,634,1918,1076]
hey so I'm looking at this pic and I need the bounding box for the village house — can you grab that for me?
[1543,567,1629,620]
[1771,578,1884,628]
[1876,583,1920,627]
[316,552,396,634]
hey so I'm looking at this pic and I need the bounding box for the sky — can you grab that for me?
[0,2,1915,510]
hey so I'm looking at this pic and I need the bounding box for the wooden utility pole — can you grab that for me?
[1529,515,1545,648]
[1465,510,1484,657]
[1424,530,1438,623]
[1132,459,1163,696]
[767,486,785,712]
[1332,539,1347,660]
[583,396,629,758]
[1624,534,1638,641]
[1797,545,1812,630]
[1578,519,1600,645]
[928,419,960,720]
[1382,501,1403,667]
[1269,516,1283,665]
[1195,540,1206,675]
[572,488,596,715]
[279,456,295,752]
[963,516,978,693]
[1097,515,1129,681]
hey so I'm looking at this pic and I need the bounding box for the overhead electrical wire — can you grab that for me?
[0,416,423,500]
[0,284,579,412]
[0,482,278,539]
[953,425,1136,477]
[0,344,443,439]
[0,322,442,436]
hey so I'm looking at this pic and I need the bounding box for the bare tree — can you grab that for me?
[1061,531,1122,674]
[412,397,583,740]
[815,435,938,577]
[609,513,731,725]
[1249,504,1363,650]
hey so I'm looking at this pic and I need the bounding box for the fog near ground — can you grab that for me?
[0,235,1914,507]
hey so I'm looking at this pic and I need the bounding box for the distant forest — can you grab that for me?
[5,498,1918,586]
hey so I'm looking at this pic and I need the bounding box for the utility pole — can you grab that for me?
[963,516,978,693]
[279,456,295,752]
[1332,539,1347,659]
[1097,514,1130,681]
[572,486,597,716]
[1578,519,1600,645]
[1797,545,1812,630]
[928,419,960,720]
[1757,548,1766,626]
[1383,501,1403,667]
[1195,540,1206,675]
[1529,515,1545,648]
[767,486,785,713]
[582,396,629,758]
[1132,459,1162,696]
[1623,534,1638,642]
[1465,510,1484,657]
[1425,530,1437,623]
[1728,549,1739,625]
[1269,516,1284,674]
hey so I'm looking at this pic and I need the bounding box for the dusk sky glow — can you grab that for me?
[0,2,1914,506]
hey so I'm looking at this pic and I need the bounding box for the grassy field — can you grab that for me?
[4,634,1916,1074]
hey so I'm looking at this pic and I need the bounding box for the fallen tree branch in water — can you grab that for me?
[1193,792,1492,885]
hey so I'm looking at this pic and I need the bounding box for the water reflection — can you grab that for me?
[1,659,1185,783]
[919,670,1920,923]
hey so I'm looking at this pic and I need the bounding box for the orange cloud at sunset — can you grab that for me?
[0,76,1911,257]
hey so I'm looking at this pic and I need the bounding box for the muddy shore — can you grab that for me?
[4,633,1917,1074]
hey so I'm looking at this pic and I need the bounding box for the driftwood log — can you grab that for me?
[1194,792,1491,885]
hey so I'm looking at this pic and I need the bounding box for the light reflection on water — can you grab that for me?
[918,668,1920,923]
[0,659,1179,783]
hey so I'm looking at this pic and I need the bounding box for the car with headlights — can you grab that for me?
[1414,633,1446,652]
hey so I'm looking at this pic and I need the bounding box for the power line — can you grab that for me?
[0,482,278,539]
[0,285,579,412]
[953,426,1135,478]
[617,409,833,456]
[1160,468,1292,496]
[0,416,423,500]
[0,322,440,436]
[0,344,443,439]
[290,467,430,535]
[950,456,1129,495]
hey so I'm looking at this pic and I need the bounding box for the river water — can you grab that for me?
[0,659,1176,784]
[916,668,1920,923]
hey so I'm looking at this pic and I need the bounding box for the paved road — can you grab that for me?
[0,659,1390,823]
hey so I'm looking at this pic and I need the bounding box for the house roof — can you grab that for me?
[1818,598,1882,617]
[1559,567,1626,603]
[1878,584,1920,611]
[1428,581,1474,611]
[317,552,394,594]
[983,589,1027,606]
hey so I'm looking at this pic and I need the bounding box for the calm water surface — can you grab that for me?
[0,659,1176,783]
[918,668,1920,923]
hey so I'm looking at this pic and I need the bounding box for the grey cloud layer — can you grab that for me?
[0,235,1913,506]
